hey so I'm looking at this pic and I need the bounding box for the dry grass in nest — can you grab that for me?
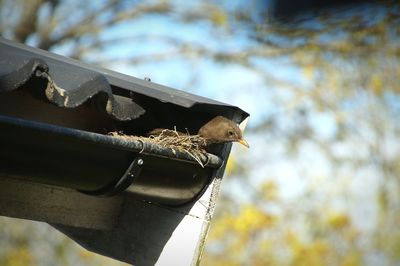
[109,129,208,167]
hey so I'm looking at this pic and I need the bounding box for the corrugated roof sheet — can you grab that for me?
[0,37,248,121]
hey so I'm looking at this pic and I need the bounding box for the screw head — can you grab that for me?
[137,158,144,166]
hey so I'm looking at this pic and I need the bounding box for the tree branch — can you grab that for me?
[13,0,46,43]
[37,1,172,51]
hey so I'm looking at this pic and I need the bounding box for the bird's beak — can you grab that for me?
[237,138,249,148]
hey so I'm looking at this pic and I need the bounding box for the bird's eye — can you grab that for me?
[228,130,234,136]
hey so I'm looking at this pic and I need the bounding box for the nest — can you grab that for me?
[109,129,208,167]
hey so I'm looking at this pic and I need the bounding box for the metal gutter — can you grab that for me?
[0,115,223,205]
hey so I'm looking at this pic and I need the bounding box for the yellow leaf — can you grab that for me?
[370,75,383,95]
[210,8,228,26]
[326,212,351,230]
[341,252,361,266]
[261,181,279,201]
[2,248,35,266]
[303,65,315,80]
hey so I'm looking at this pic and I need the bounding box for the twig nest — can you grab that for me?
[109,129,208,167]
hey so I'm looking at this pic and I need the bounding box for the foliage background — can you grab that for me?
[0,0,399,265]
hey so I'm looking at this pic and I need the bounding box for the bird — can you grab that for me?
[148,116,249,148]
[198,116,249,148]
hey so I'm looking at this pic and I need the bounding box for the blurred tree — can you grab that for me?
[1,0,400,265]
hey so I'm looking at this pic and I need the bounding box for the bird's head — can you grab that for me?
[198,116,249,148]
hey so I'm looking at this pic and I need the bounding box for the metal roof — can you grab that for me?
[0,37,249,122]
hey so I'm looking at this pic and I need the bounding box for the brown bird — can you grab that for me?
[148,116,249,148]
[198,116,249,148]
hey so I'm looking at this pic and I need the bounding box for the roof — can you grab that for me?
[0,37,247,206]
[0,37,249,122]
